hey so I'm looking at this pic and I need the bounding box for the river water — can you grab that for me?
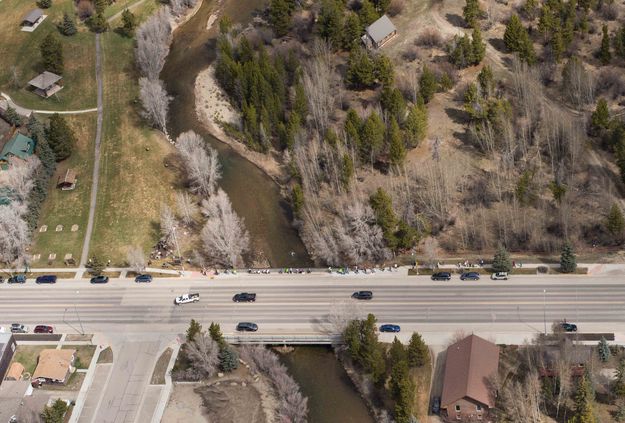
[161,0,310,267]
[281,347,375,423]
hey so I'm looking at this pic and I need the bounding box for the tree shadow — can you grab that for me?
[446,13,466,28]
[444,107,470,125]
[488,37,507,54]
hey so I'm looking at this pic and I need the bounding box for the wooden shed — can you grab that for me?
[5,362,25,381]
[57,168,77,190]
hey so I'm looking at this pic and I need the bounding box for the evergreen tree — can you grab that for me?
[373,0,391,13]
[522,0,538,20]
[370,187,399,248]
[389,337,407,364]
[341,154,354,190]
[560,242,577,273]
[59,13,77,36]
[343,314,386,383]
[346,48,376,88]
[403,103,427,147]
[342,13,362,51]
[46,114,75,161]
[615,359,625,398]
[550,29,564,63]
[374,54,394,86]
[492,244,512,272]
[504,14,535,64]
[359,111,385,161]
[269,0,293,37]
[599,24,612,65]
[37,0,52,8]
[477,65,494,95]
[380,86,406,122]
[324,128,339,147]
[359,0,379,27]
[419,65,437,103]
[219,15,233,35]
[614,26,625,60]
[292,81,308,121]
[5,106,22,127]
[88,256,106,276]
[597,337,611,362]
[471,27,486,64]
[591,98,610,135]
[345,108,362,148]
[318,0,343,49]
[462,0,482,28]
[606,203,625,236]
[40,33,64,75]
[94,0,107,13]
[41,399,68,423]
[570,375,596,423]
[390,359,416,423]
[119,9,137,37]
[388,118,406,167]
[218,346,239,372]
[449,35,474,68]
[88,12,109,33]
[407,332,429,367]
[209,322,225,346]
[291,183,304,215]
[186,319,202,342]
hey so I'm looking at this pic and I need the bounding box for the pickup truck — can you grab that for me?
[174,293,200,305]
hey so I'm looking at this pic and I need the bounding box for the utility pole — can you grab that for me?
[75,290,84,335]
[172,226,184,274]
[543,289,547,336]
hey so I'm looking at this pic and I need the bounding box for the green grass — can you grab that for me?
[63,345,96,369]
[31,114,96,267]
[0,0,96,110]
[11,345,57,374]
[90,4,177,266]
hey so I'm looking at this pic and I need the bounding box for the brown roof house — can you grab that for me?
[441,335,499,421]
[57,168,77,190]
[32,349,75,385]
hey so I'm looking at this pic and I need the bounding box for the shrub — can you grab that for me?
[386,0,405,17]
[416,28,443,48]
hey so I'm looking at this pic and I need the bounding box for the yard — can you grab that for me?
[11,344,57,374]
[62,344,97,369]
[151,347,173,385]
[0,0,96,110]
[30,114,96,267]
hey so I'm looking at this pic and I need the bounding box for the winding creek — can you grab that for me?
[161,0,310,267]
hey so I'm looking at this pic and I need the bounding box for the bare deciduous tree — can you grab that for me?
[2,156,40,201]
[175,192,198,226]
[176,131,221,197]
[302,40,336,136]
[135,9,172,80]
[126,246,146,272]
[169,0,186,17]
[328,300,364,333]
[562,56,595,109]
[422,236,439,269]
[139,77,171,134]
[160,203,177,248]
[200,189,250,267]
[185,333,219,378]
[0,204,30,267]
[498,371,543,422]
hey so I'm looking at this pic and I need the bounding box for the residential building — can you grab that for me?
[0,333,17,383]
[32,349,75,385]
[0,133,36,170]
[21,9,45,31]
[361,15,397,49]
[441,334,499,421]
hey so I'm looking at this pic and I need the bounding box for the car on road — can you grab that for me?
[10,323,28,333]
[134,274,153,283]
[34,325,54,334]
[561,322,578,332]
[233,292,256,302]
[460,272,480,281]
[35,275,57,284]
[431,272,452,281]
[8,275,26,284]
[379,324,401,333]
[431,397,441,414]
[352,291,373,300]
[90,275,109,284]
[236,322,258,332]
[174,293,200,305]
[490,272,508,280]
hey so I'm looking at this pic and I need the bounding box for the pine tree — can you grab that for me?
[5,106,22,127]
[59,13,77,36]
[37,0,52,8]
[342,13,362,51]
[269,0,292,37]
[477,65,493,95]
[218,346,239,372]
[522,0,538,20]
[504,14,535,64]
[550,29,564,63]
[599,24,612,65]
[606,203,625,236]
[40,33,64,75]
[403,103,427,147]
[590,98,610,136]
[389,336,407,364]
[209,322,225,346]
[341,154,354,190]
[370,187,399,248]
[374,54,394,86]
[560,242,577,273]
[614,26,625,59]
[419,65,437,103]
[380,86,405,122]
[359,0,379,27]
[597,337,611,362]
[89,12,109,33]
[119,9,137,37]
[291,183,304,215]
[46,114,75,161]
[407,332,429,367]
[615,359,625,398]
[346,47,376,88]
[492,244,512,273]
[345,108,362,148]
[318,0,343,49]
[462,0,482,28]
[359,111,385,161]
[472,27,486,64]
[388,118,406,167]
[570,375,597,423]
[186,319,202,342]
[94,0,107,13]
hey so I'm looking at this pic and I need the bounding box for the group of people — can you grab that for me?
[328,264,399,275]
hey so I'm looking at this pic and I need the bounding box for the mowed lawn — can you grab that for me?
[90,1,178,265]
[0,0,96,110]
[31,114,96,267]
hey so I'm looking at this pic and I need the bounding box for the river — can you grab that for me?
[281,347,375,423]
[161,0,311,267]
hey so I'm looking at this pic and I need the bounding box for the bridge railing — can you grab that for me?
[225,334,343,345]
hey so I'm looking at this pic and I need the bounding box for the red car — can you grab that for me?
[34,325,54,334]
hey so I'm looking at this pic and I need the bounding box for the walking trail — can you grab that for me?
[0,92,97,116]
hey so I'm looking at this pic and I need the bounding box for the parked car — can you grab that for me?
[174,293,200,305]
[10,323,28,333]
[561,322,578,332]
[134,274,153,283]
[431,397,441,414]
[233,292,257,302]
[90,275,109,284]
[7,275,26,284]
[34,325,54,334]
[460,272,480,281]
[351,291,373,300]
[236,322,258,332]
[35,275,57,284]
[490,272,508,280]
[379,324,401,333]
[431,272,452,281]
[0,276,4,283]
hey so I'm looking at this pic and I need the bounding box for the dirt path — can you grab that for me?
[0,93,97,116]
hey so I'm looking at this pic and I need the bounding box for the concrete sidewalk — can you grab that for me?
[0,92,97,116]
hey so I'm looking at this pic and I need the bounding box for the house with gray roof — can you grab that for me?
[362,15,397,49]
[21,9,46,32]
[28,71,63,98]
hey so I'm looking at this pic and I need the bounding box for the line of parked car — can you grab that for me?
[430,271,509,281]
[4,323,54,334]
[0,274,58,284]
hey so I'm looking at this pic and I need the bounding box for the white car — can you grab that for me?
[490,272,509,280]
[174,293,200,305]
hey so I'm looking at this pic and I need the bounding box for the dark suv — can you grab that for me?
[233,293,256,302]
[431,272,452,281]
[352,291,373,300]
[35,275,57,284]
[561,322,578,332]
[460,272,480,281]
[134,274,153,283]
[8,275,26,284]
[236,322,258,332]
[90,275,109,284]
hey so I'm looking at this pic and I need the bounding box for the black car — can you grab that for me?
[233,292,256,302]
[431,272,452,281]
[352,291,373,300]
[460,272,480,281]
[35,275,57,284]
[135,274,153,283]
[561,322,578,332]
[236,322,258,332]
[90,275,109,284]
[431,397,441,414]
[7,275,26,284]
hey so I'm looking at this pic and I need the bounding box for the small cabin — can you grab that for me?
[57,168,77,190]
[28,71,63,98]
[21,9,46,32]
[361,15,397,49]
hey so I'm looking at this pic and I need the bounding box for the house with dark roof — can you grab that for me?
[0,133,36,170]
[361,15,397,49]
[0,333,17,384]
[21,9,46,32]
[441,334,499,421]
